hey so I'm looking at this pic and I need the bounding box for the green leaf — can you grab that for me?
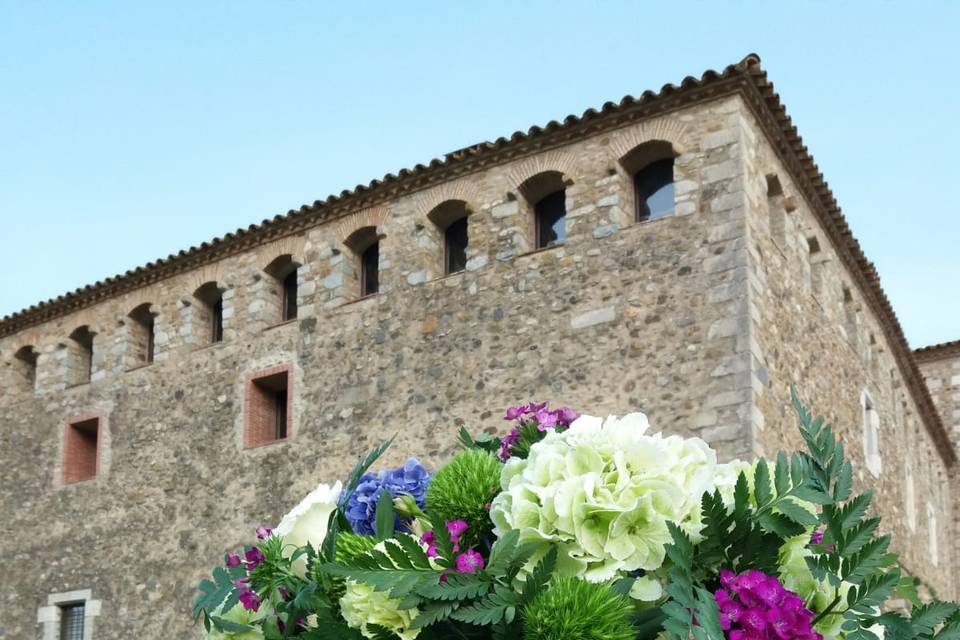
[375,490,395,540]
[416,574,488,601]
[758,512,804,538]
[449,585,518,626]
[411,602,460,629]
[774,453,790,496]
[754,460,773,507]
[210,616,254,633]
[776,499,818,527]
[485,529,520,576]
[521,546,557,604]
[912,602,959,636]
[834,461,853,501]
[839,517,880,558]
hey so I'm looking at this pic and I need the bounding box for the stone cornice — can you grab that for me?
[915,340,960,364]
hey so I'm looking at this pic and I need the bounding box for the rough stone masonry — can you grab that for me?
[0,55,956,638]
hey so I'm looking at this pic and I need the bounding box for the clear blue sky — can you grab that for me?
[1,2,957,347]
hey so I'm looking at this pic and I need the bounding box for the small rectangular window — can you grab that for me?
[282,271,298,321]
[861,392,881,477]
[445,218,469,275]
[535,190,566,248]
[63,418,99,484]
[60,603,85,639]
[212,298,224,343]
[361,242,380,296]
[245,367,291,448]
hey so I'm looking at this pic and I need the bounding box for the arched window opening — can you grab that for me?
[67,326,94,385]
[345,226,380,298]
[428,200,471,275]
[128,303,156,365]
[520,171,567,249]
[264,255,301,322]
[194,282,225,344]
[13,345,39,390]
[620,141,676,223]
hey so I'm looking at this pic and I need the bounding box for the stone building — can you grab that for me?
[0,54,956,638]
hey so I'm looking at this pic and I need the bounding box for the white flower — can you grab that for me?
[490,413,728,582]
[274,480,342,573]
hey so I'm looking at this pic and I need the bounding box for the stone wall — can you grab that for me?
[0,97,761,637]
[918,348,960,452]
[739,104,957,598]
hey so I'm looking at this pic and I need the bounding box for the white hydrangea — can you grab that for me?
[490,412,745,583]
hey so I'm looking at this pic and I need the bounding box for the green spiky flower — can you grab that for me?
[335,532,376,562]
[326,532,377,602]
[523,577,636,640]
[426,449,501,543]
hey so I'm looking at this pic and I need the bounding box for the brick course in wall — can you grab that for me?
[0,56,956,637]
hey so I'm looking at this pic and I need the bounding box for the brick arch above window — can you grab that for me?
[334,205,389,245]
[607,117,691,159]
[413,180,482,220]
[504,149,577,193]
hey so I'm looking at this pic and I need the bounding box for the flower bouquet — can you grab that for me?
[194,390,959,640]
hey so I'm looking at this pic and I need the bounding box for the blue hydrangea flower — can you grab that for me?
[344,458,431,535]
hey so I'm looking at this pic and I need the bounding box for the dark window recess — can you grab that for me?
[535,190,566,248]
[361,242,379,296]
[634,158,675,222]
[282,271,298,321]
[445,217,469,274]
[275,388,288,439]
[145,316,155,363]
[212,298,224,343]
[60,604,85,640]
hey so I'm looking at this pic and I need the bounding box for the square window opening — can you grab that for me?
[245,369,292,447]
[63,418,99,484]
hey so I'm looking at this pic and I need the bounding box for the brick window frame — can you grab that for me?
[63,415,102,484]
[244,364,293,448]
[37,588,102,640]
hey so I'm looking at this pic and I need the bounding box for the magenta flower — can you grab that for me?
[455,549,485,574]
[446,520,469,542]
[809,530,824,545]
[255,526,272,540]
[535,409,558,430]
[714,569,821,640]
[225,552,242,568]
[557,406,580,424]
[422,530,438,558]
[245,547,265,570]
[504,406,525,421]
[234,578,249,590]
[498,426,521,461]
[238,589,261,611]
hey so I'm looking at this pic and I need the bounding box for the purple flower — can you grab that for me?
[455,549,485,574]
[713,569,821,640]
[446,520,468,543]
[557,406,580,425]
[245,547,265,570]
[498,426,521,462]
[255,526,272,540]
[809,530,823,545]
[535,409,558,430]
[234,578,249,590]
[422,530,438,558]
[344,458,432,535]
[238,589,261,612]
[504,406,525,421]
[225,552,242,568]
